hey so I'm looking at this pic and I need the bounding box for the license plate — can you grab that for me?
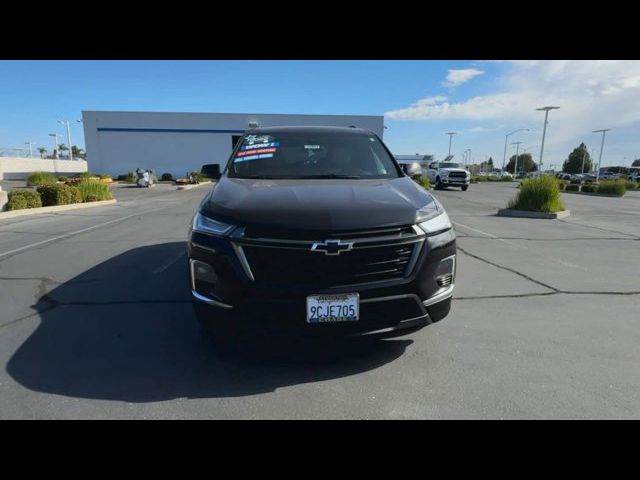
[306,293,359,323]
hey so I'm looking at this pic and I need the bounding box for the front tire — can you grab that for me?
[461,185,468,191]
[435,177,443,190]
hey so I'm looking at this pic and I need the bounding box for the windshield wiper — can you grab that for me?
[297,174,362,179]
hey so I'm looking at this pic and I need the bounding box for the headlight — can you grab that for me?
[192,212,235,236]
[440,170,449,177]
[419,210,452,234]
[416,197,452,234]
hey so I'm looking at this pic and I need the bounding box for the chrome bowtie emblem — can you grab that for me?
[311,240,353,256]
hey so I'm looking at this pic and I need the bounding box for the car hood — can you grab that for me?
[201,176,435,231]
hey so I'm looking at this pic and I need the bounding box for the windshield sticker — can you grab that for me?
[236,147,276,157]
[244,135,274,145]
[240,142,279,151]
[235,153,274,163]
[304,145,320,149]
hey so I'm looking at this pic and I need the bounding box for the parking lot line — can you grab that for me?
[0,206,166,260]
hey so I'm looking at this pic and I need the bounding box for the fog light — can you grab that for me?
[435,255,455,288]
[190,259,218,296]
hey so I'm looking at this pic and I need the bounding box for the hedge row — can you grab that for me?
[560,180,629,196]
[7,191,42,210]
[7,181,112,211]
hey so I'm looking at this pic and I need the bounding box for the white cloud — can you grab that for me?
[386,61,640,163]
[442,68,484,87]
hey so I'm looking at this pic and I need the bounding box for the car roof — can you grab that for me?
[244,125,373,135]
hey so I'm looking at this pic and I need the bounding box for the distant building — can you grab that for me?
[82,111,385,177]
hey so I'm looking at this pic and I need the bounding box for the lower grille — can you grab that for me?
[242,243,416,287]
[448,172,467,178]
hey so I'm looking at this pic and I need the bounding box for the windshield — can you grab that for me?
[439,163,462,169]
[227,131,401,179]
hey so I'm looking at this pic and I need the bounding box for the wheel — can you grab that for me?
[435,177,443,190]
[461,185,468,191]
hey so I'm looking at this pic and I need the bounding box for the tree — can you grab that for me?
[37,147,47,159]
[71,145,86,159]
[633,159,640,167]
[562,143,592,174]
[480,157,494,172]
[505,153,537,173]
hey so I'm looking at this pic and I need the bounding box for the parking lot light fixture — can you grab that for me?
[58,120,73,160]
[592,129,611,183]
[445,132,457,156]
[48,133,59,159]
[502,128,530,171]
[536,106,560,172]
[512,141,523,177]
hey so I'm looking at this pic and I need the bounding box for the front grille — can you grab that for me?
[448,171,467,178]
[242,243,417,287]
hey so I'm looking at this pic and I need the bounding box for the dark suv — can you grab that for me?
[188,126,456,338]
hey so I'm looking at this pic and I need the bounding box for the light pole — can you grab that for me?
[536,106,560,173]
[502,128,530,171]
[592,129,611,183]
[464,149,471,167]
[48,133,60,158]
[58,120,73,160]
[512,141,523,177]
[24,141,33,158]
[581,146,591,175]
[445,132,457,156]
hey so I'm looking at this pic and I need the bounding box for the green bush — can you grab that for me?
[624,181,638,191]
[58,176,69,182]
[117,171,136,183]
[37,184,82,206]
[507,175,565,213]
[161,172,173,181]
[26,171,56,187]
[596,180,626,196]
[414,176,431,190]
[7,190,42,210]
[77,180,113,202]
[557,180,568,190]
[190,171,205,183]
[98,174,112,180]
[565,184,580,192]
[581,184,597,193]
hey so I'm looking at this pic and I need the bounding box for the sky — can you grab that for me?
[1,60,639,168]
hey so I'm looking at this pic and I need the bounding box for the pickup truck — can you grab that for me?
[426,161,471,191]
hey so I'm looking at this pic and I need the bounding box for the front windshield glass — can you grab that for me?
[439,163,462,169]
[227,131,401,179]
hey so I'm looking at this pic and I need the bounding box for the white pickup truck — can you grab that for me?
[426,160,471,191]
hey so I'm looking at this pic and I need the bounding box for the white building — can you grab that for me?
[82,111,385,178]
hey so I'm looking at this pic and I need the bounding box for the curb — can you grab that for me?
[496,208,570,219]
[562,190,625,198]
[0,199,117,220]
[176,181,214,190]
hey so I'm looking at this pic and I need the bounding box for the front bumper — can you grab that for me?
[188,226,456,337]
[441,177,470,186]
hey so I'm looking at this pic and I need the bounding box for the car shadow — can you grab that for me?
[6,242,412,403]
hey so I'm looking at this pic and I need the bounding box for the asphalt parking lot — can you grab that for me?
[0,181,639,419]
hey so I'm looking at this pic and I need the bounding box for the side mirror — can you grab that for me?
[200,163,222,180]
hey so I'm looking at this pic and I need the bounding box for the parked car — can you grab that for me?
[399,161,424,180]
[426,161,471,190]
[189,126,457,340]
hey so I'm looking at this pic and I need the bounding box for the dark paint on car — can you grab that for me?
[188,126,456,339]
